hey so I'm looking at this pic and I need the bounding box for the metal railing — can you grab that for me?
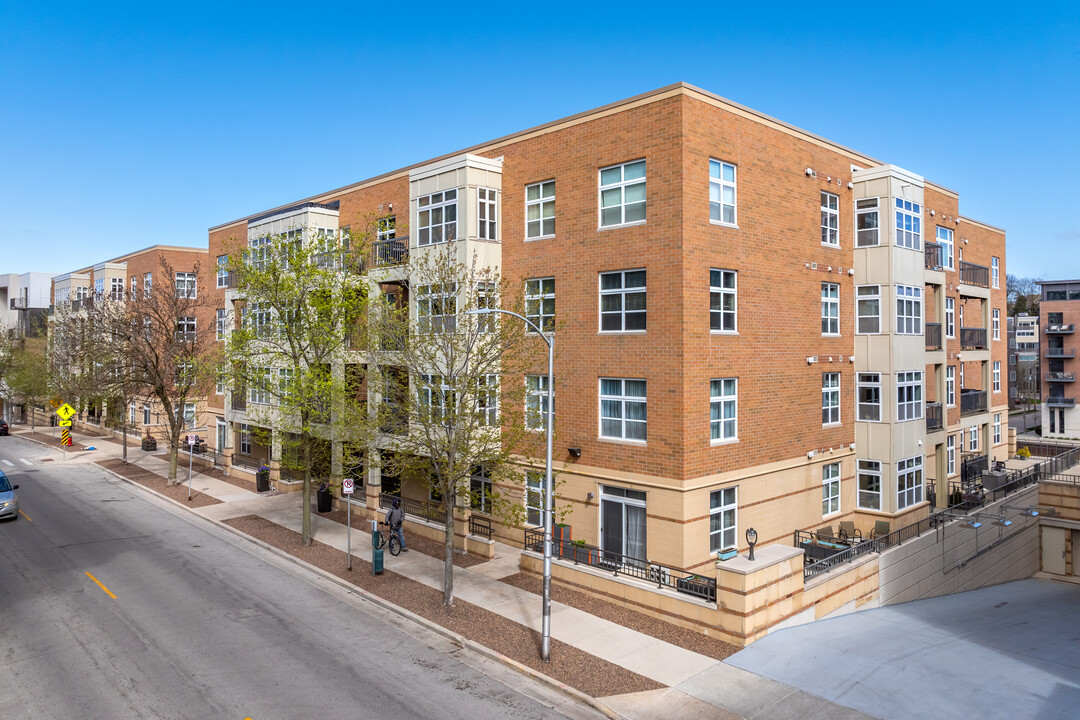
[1047,396,1076,407]
[1047,372,1076,382]
[925,323,943,350]
[469,515,492,539]
[523,529,716,603]
[959,261,990,288]
[960,327,987,349]
[231,453,268,471]
[373,236,409,267]
[1046,348,1076,358]
[960,390,987,416]
[926,402,943,431]
[380,492,446,524]
[1044,324,1075,334]
[924,241,945,270]
[229,394,247,412]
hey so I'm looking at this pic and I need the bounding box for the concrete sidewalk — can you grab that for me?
[14,425,876,720]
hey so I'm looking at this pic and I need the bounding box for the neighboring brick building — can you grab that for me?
[1039,280,1080,439]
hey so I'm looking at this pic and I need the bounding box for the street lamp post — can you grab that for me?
[467,307,554,661]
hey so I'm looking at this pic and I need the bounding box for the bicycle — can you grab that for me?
[376,521,402,556]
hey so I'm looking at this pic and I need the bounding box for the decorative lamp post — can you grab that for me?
[746,527,758,561]
[466,307,554,662]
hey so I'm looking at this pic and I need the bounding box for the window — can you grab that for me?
[526,181,555,238]
[822,463,840,516]
[525,278,555,333]
[249,367,270,405]
[991,257,1000,288]
[855,198,879,246]
[993,413,1001,444]
[710,378,737,441]
[947,435,956,475]
[709,160,737,225]
[946,366,956,406]
[897,371,923,421]
[600,270,646,332]
[142,404,150,426]
[709,486,737,552]
[417,284,456,333]
[95,277,104,296]
[856,285,880,334]
[936,226,954,270]
[240,424,251,455]
[130,276,137,296]
[1046,289,1067,301]
[960,362,964,390]
[821,283,839,335]
[945,297,955,337]
[478,188,497,241]
[895,285,922,334]
[599,160,646,227]
[525,471,544,526]
[897,456,923,510]
[129,402,137,425]
[377,216,396,242]
[216,309,227,340]
[857,460,881,510]
[183,403,196,430]
[992,309,1000,340]
[993,361,1001,392]
[470,467,493,514]
[278,367,295,398]
[475,282,497,333]
[600,378,647,441]
[216,255,229,288]
[526,375,551,431]
[709,269,737,332]
[969,426,978,451]
[821,191,839,246]
[176,272,197,298]
[110,277,124,301]
[894,198,922,250]
[177,316,196,341]
[959,304,964,333]
[418,374,452,423]
[857,373,881,421]
[417,189,458,246]
[822,373,840,425]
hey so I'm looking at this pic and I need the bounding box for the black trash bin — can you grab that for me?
[317,488,333,513]
[256,469,270,493]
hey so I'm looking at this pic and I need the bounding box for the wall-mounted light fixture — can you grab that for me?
[568,447,581,458]
[586,492,595,503]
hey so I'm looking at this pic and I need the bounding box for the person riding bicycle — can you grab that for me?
[385,499,407,552]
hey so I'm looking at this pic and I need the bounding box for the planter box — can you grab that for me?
[716,548,738,561]
[141,437,157,452]
[256,470,270,493]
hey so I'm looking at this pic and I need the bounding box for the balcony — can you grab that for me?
[926,402,943,431]
[1045,324,1075,334]
[1046,347,1076,359]
[1047,372,1076,383]
[924,242,945,271]
[959,261,990,288]
[960,327,988,350]
[925,323,943,350]
[960,389,987,416]
[373,236,409,267]
[1047,396,1076,408]
[229,394,247,413]
[10,298,27,310]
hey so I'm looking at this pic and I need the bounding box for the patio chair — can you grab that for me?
[838,520,863,543]
[816,525,835,541]
[870,520,891,540]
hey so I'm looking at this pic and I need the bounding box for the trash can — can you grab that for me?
[317,488,333,513]
[256,469,270,493]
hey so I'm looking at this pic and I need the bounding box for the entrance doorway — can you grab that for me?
[600,485,647,568]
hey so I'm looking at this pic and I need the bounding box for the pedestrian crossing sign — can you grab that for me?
[56,403,76,421]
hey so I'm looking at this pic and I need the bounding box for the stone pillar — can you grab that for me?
[269,429,282,481]
[714,545,805,646]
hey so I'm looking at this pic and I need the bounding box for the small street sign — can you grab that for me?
[58,419,72,427]
[61,428,72,446]
[56,403,76,421]
[187,434,198,446]
[343,478,354,495]
[50,396,62,409]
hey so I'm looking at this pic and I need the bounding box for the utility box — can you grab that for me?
[372,525,384,575]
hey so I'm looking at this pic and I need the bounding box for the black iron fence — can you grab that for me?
[373,236,409,267]
[960,389,987,416]
[960,327,988,349]
[380,492,446,524]
[925,323,943,350]
[523,529,716,603]
[469,515,492,539]
[924,241,944,270]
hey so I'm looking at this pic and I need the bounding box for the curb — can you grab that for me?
[90,459,626,720]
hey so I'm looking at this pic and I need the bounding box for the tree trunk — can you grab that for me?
[301,420,312,546]
[168,443,178,483]
[121,415,128,463]
[444,495,455,606]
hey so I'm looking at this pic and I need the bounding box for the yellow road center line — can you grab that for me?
[85,571,117,599]
[18,509,31,521]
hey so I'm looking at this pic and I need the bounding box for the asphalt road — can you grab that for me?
[0,435,596,720]
[1009,408,1040,433]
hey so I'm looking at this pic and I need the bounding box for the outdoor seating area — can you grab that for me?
[796,528,854,564]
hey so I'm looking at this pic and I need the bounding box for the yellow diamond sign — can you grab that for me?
[56,403,76,421]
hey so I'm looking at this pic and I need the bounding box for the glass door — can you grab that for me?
[599,485,647,568]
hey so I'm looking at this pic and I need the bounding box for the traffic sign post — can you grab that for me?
[343,478,355,570]
[56,403,76,421]
[187,434,198,500]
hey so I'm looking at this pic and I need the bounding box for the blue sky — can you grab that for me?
[2,1,1077,282]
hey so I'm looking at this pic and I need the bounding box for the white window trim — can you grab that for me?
[857,372,882,422]
[897,371,923,421]
[599,159,647,229]
[855,197,880,247]
[417,189,458,247]
[991,257,1000,289]
[936,226,955,271]
[821,191,839,247]
[709,159,738,228]
[946,366,956,407]
[477,187,498,241]
[993,361,1001,393]
[599,269,646,333]
[856,285,881,335]
[993,414,1002,444]
[945,297,955,338]
[822,372,841,426]
[710,378,738,444]
[599,378,647,443]
[992,309,1000,340]
[822,282,840,336]
[895,285,923,335]
[525,374,551,432]
[709,269,737,334]
[525,180,555,240]
[897,455,924,510]
[709,486,738,552]
[822,462,841,517]
[857,459,881,511]
[525,277,555,334]
[894,198,922,251]
[947,434,956,476]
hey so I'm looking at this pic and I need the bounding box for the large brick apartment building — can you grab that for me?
[1040,280,1079,438]
[198,82,1008,586]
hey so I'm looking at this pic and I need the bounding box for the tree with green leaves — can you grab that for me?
[224,227,372,545]
[374,246,543,606]
[6,337,49,430]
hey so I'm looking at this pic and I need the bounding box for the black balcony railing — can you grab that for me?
[924,241,945,270]
[373,236,409,267]
[926,402,943,431]
[380,492,446,524]
[1047,396,1076,408]
[1047,372,1076,383]
[1046,348,1076,358]
[1045,324,1075,334]
[229,394,247,412]
[469,515,492,539]
[959,261,990,288]
[523,528,716,603]
[960,389,987,416]
[960,326,988,349]
[925,323,943,350]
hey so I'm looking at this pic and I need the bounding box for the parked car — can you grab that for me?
[0,470,18,521]
[0,419,9,436]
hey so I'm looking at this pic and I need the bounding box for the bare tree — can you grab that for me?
[1007,274,1041,316]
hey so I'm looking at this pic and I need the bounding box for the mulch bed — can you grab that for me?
[154,453,258,493]
[97,459,222,507]
[24,431,91,451]
[223,514,663,699]
[500,572,737,661]
[318,505,488,568]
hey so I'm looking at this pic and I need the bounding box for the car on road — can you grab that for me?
[0,469,19,521]
[0,419,9,435]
